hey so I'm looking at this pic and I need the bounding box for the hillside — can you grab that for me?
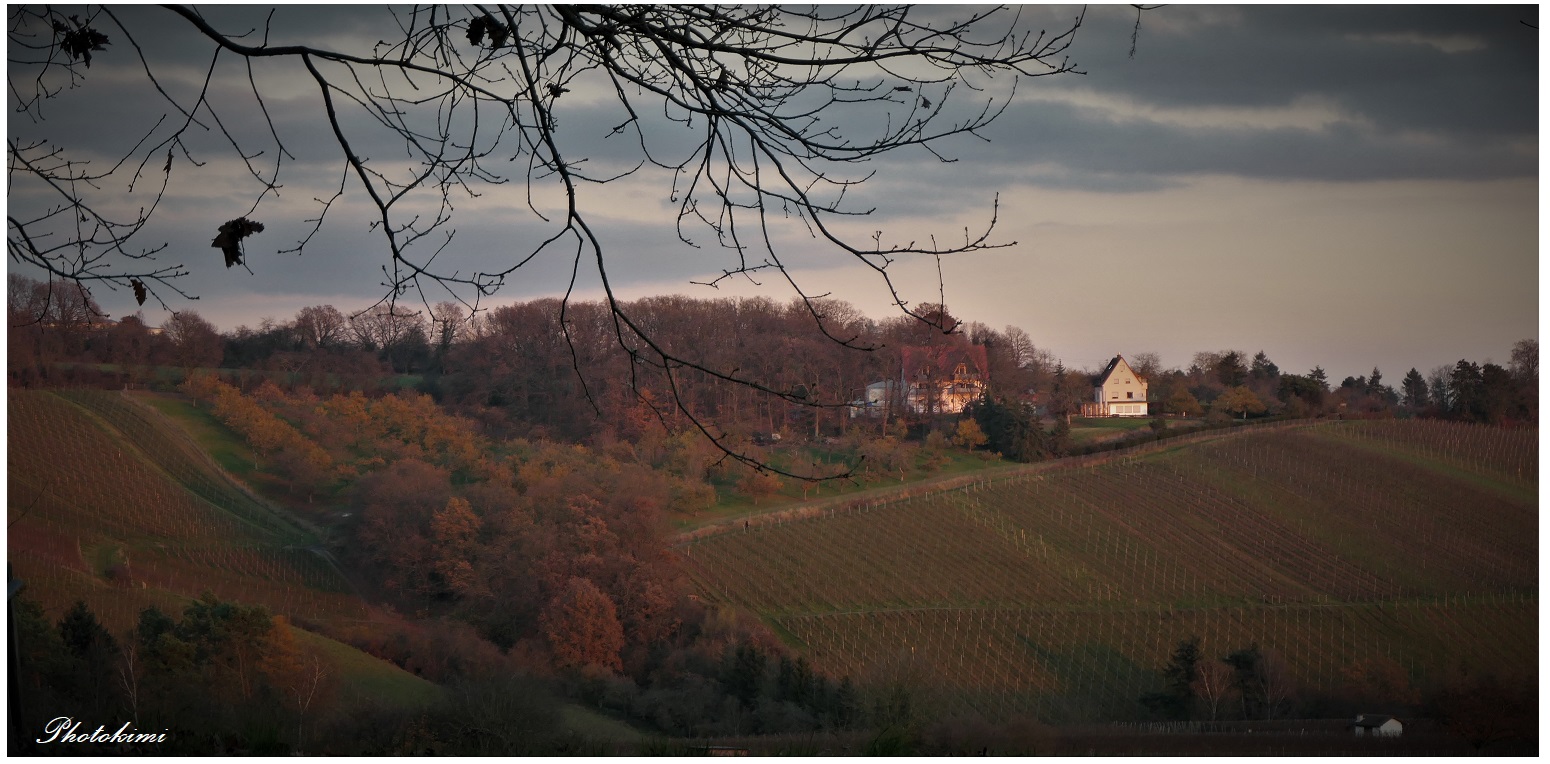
[6,389,433,706]
[675,420,1538,721]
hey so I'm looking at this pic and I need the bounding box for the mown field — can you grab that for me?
[7,389,434,704]
[676,420,1537,721]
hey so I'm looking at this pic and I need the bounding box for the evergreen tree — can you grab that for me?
[1249,351,1279,381]
[1479,362,1518,424]
[1046,417,1070,456]
[1214,351,1248,387]
[1449,359,1484,420]
[833,676,860,729]
[1401,368,1429,408]
[1140,636,1201,720]
[968,394,1047,462]
[1307,366,1329,392]
[722,643,767,708]
[57,600,124,716]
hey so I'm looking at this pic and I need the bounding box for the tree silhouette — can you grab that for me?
[8,5,1087,477]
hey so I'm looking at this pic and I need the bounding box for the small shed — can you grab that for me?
[1352,713,1403,737]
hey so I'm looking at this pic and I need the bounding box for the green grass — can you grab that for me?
[687,447,1009,530]
[137,391,264,481]
[1066,416,1160,445]
[293,627,444,710]
[556,705,648,743]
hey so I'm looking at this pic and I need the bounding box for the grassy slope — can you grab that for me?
[7,389,425,710]
[1066,416,1157,445]
[691,448,1009,529]
[678,420,1538,719]
[292,627,443,709]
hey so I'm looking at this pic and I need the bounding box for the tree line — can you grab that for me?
[13,276,1534,444]
[1137,636,1536,751]
[1130,347,1536,427]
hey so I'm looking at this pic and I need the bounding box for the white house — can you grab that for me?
[1352,714,1403,737]
[1086,354,1149,417]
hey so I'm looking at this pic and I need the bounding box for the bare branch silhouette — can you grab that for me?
[8,4,1088,477]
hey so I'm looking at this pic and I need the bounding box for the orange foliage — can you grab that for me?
[541,576,625,672]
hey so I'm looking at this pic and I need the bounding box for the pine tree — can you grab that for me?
[1250,351,1279,381]
[1140,636,1201,720]
[1401,368,1429,408]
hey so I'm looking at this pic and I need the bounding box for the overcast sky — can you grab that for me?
[8,4,1539,381]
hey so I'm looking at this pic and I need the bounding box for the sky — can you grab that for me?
[7,4,1539,382]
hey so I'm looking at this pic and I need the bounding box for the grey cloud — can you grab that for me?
[1071,5,1537,139]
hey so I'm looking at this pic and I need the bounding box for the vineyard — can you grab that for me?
[7,390,370,632]
[677,420,1538,720]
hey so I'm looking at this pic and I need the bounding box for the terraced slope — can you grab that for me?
[677,421,1537,721]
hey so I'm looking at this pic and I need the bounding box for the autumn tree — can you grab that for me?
[540,577,625,673]
[430,497,484,599]
[952,418,989,450]
[1212,386,1265,420]
[1163,378,1204,418]
[738,470,785,504]
[353,458,454,598]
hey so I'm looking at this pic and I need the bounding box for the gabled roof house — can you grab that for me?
[1086,354,1149,417]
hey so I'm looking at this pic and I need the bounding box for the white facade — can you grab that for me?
[1093,355,1149,417]
[906,363,984,415]
[1352,715,1403,737]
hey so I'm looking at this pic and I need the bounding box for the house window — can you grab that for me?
[1127,392,1133,399]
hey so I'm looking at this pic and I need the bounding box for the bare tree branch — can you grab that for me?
[8,4,1088,477]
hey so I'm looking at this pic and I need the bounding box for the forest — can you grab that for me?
[7,274,1539,754]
